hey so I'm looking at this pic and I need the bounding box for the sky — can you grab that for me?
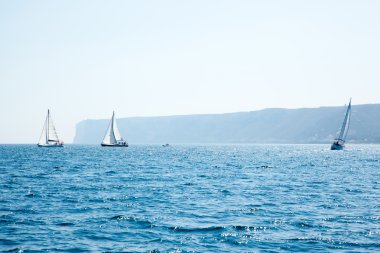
[0,0,380,143]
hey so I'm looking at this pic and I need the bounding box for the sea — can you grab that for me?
[0,144,379,252]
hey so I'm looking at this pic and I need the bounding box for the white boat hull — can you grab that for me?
[37,144,64,147]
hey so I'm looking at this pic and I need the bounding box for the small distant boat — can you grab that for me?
[37,110,64,147]
[162,144,170,147]
[331,99,351,150]
[101,111,128,147]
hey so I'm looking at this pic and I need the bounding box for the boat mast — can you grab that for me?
[46,109,50,144]
[111,111,115,143]
[342,98,351,141]
[338,98,351,142]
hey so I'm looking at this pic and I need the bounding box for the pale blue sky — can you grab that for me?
[1,0,379,143]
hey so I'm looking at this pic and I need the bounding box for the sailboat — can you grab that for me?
[101,111,128,147]
[331,99,351,150]
[37,110,64,147]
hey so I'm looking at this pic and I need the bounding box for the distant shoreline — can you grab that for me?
[74,104,380,145]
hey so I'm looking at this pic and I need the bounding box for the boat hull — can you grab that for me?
[101,143,128,147]
[37,144,64,147]
[330,143,344,150]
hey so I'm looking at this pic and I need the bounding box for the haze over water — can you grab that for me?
[1,144,379,252]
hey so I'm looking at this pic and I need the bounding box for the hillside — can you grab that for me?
[73,104,380,144]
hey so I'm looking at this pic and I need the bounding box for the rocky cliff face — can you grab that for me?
[73,104,380,144]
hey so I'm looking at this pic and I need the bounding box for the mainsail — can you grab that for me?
[38,110,62,145]
[102,111,125,145]
[335,99,352,143]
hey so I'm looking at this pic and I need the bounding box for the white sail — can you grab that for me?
[38,115,48,145]
[38,110,63,146]
[48,115,60,142]
[102,111,125,145]
[336,99,351,142]
[112,114,123,142]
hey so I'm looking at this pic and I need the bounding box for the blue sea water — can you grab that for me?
[0,144,379,252]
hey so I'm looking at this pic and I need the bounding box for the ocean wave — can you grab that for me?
[111,215,154,228]
[1,144,380,252]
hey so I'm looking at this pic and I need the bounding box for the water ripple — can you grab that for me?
[0,144,379,252]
